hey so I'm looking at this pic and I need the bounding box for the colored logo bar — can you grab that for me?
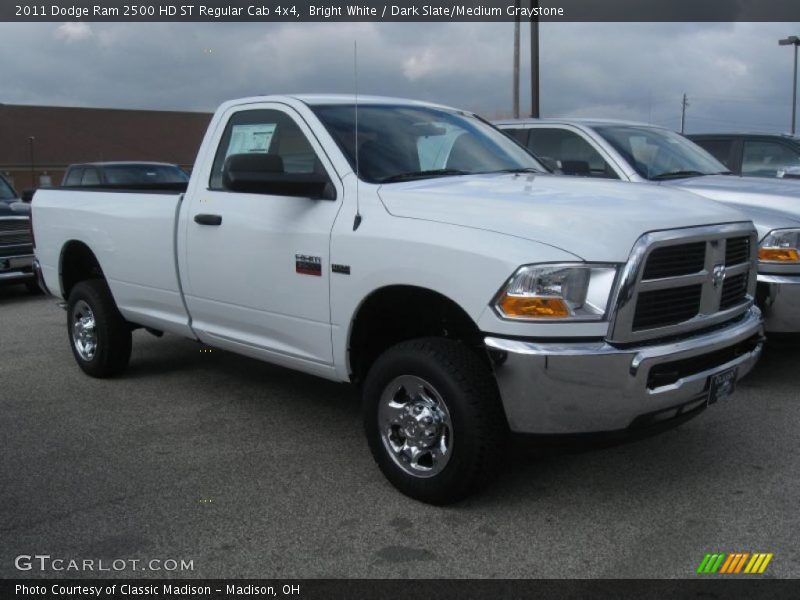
[697,553,773,574]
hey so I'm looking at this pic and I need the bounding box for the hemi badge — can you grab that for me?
[332,264,351,275]
[295,254,322,276]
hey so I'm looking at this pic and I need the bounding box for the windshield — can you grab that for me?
[0,175,18,200]
[595,125,729,180]
[103,165,189,185]
[311,104,545,183]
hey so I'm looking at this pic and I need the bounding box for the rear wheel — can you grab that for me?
[67,280,132,378]
[363,338,507,505]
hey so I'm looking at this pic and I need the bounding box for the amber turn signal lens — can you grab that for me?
[758,247,800,262]
[498,294,570,318]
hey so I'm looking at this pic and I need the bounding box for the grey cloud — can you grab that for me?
[0,21,798,133]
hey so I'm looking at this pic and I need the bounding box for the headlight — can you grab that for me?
[758,229,800,263]
[495,263,618,321]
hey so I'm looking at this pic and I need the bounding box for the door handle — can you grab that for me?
[194,214,222,226]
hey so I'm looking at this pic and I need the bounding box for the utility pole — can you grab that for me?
[513,0,520,118]
[779,36,799,135]
[680,93,689,134]
[529,0,540,117]
[28,136,36,189]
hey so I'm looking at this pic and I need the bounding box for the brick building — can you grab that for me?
[0,104,211,191]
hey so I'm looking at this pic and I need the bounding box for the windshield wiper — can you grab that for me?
[379,169,471,183]
[650,170,706,180]
[483,167,543,175]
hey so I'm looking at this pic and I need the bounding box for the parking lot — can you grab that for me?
[1,286,799,579]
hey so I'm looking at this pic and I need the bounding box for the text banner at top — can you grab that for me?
[5,0,800,22]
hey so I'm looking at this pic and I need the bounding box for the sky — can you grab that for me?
[1,21,799,134]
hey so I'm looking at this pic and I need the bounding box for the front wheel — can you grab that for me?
[67,280,132,378]
[363,338,507,505]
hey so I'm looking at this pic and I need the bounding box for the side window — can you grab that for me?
[527,128,618,179]
[503,128,531,146]
[64,167,84,186]
[694,138,735,169]
[209,109,325,190]
[742,140,800,177]
[81,168,100,185]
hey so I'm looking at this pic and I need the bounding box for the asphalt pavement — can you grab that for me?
[1,285,798,579]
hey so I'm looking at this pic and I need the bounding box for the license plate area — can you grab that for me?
[708,367,737,405]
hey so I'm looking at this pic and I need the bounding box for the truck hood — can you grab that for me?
[378,173,750,262]
[663,174,800,238]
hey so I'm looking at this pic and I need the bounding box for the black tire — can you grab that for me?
[25,280,42,295]
[363,337,507,505]
[66,279,132,378]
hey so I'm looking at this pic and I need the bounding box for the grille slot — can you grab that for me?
[0,219,29,233]
[720,272,749,310]
[642,242,706,280]
[0,244,32,258]
[725,236,750,266]
[0,233,31,245]
[647,333,761,389]
[632,284,702,331]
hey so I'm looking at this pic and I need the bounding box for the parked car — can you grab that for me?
[497,118,800,335]
[0,173,37,292]
[688,133,800,179]
[61,161,189,189]
[33,96,763,503]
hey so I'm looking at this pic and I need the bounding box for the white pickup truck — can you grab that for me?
[496,118,800,334]
[33,95,764,504]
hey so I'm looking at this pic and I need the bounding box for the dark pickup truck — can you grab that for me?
[61,162,189,188]
[0,174,37,292]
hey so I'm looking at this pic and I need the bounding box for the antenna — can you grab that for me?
[353,40,362,231]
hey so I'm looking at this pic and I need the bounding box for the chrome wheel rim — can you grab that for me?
[378,375,453,478]
[71,300,97,361]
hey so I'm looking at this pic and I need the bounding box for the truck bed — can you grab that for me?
[33,188,193,337]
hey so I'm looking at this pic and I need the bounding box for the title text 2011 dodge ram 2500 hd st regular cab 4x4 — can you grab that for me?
[33,96,764,504]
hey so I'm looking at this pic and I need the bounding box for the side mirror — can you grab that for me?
[21,189,35,203]
[559,160,591,176]
[222,154,335,200]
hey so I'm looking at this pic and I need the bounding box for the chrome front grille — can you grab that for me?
[609,224,757,344]
[0,217,33,257]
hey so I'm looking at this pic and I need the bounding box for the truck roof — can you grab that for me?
[688,132,800,140]
[222,94,463,112]
[494,117,670,130]
[68,161,183,168]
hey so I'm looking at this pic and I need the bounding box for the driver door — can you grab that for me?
[181,104,342,370]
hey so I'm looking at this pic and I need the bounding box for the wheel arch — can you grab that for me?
[59,240,105,299]
[347,284,487,383]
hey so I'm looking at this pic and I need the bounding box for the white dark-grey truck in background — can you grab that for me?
[497,118,800,335]
[32,96,764,504]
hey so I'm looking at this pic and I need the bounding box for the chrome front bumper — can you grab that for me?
[485,307,764,435]
[0,253,35,283]
[757,274,800,333]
